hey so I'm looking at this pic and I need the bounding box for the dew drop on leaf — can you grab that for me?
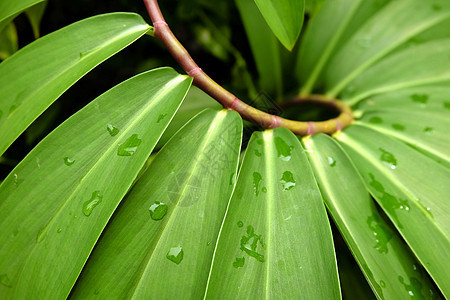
[166,246,184,264]
[36,227,47,243]
[107,124,120,136]
[274,137,294,161]
[366,215,393,253]
[149,201,168,220]
[378,148,397,169]
[253,172,262,196]
[57,228,62,233]
[118,134,141,156]
[233,257,245,268]
[398,276,425,299]
[64,157,75,166]
[369,116,383,124]
[280,171,296,191]
[240,225,265,262]
[237,221,243,228]
[423,127,434,135]
[83,191,103,216]
[157,113,167,123]
[0,274,12,287]
[410,94,428,105]
[328,156,336,167]
[391,124,405,131]
[254,149,262,157]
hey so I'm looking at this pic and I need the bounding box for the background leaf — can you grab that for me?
[0,0,45,32]
[206,128,340,299]
[25,0,47,39]
[0,68,192,298]
[0,12,150,157]
[0,22,18,60]
[71,108,242,299]
[253,0,304,50]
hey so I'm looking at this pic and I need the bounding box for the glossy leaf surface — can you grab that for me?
[206,128,340,299]
[343,38,450,105]
[356,86,450,167]
[0,68,192,298]
[304,134,440,299]
[326,0,450,97]
[0,13,150,157]
[337,125,450,297]
[71,109,242,299]
[253,0,304,50]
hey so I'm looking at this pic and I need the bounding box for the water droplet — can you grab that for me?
[254,149,262,157]
[398,276,424,299]
[9,105,17,114]
[240,225,264,262]
[369,116,383,124]
[380,280,386,288]
[369,173,409,228]
[410,94,428,105]
[391,124,405,131]
[83,191,103,216]
[274,137,294,161]
[444,101,450,110]
[379,148,397,169]
[12,229,19,237]
[13,173,24,187]
[0,274,12,287]
[280,171,296,191]
[149,201,168,220]
[64,157,75,166]
[262,187,267,193]
[229,173,235,185]
[36,227,47,243]
[118,134,141,156]
[328,156,336,167]
[157,113,167,123]
[423,127,434,135]
[79,47,97,58]
[57,228,62,233]
[366,215,393,253]
[166,246,184,264]
[233,257,245,268]
[253,172,262,196]
[107,124,119,136]
[237,221,243,228]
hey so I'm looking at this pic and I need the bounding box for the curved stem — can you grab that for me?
[143,0,353,136]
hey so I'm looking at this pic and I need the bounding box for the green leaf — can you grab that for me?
[0,22,18,60]
[235,0,282,97]
[0,68,192,298]
[0,0,45,32]
[0,13,150,157]
[355,86,450,167]
[156,86,221,148]
[325,0,450,97]
[253,0,304,51]
[304,134,440,299]
[71,109,242,299]
[341,39,450,105]
[25,1,47,39]
[337,124,450,297]
[205,128,340,298]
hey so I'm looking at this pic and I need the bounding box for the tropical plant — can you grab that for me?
[0,0,449,298]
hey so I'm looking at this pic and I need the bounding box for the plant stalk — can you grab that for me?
[143,0,353,136]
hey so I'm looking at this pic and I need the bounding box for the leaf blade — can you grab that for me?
[71,109,242,299]
[0,12,150,156]
[0,68,192,298]
[206,128,340,299]
[253,0,304,50]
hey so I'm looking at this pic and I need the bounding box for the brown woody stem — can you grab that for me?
[143,0,353,136]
